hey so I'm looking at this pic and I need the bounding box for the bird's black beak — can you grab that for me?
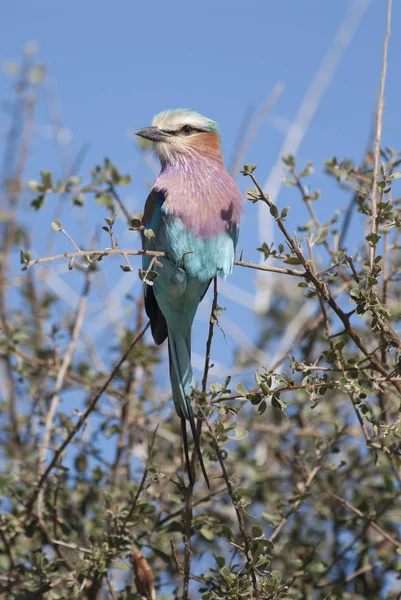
[135,126,171,142]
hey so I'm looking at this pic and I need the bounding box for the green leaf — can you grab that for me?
[299,162,314,178]
[95,192,114,209]
[269,205,279,218]
[119,174,132,186]
[271,570,283,584]
[282,177,295,187]
[200,527,215,540]
[365,233,381,247]
[262,512,283,527]
[280,206,290,220]
[252,525,264,538]
[282,154,295,167]
[236,383,248,396]
[285,257,302,265]
[314,227,328,245]
[75,454,87,473]
[309,561,326,574]
[241,163,257,175]
[139,269,159,285]
[31,194,46,210]
[246,188,259,202]
[214,555,225,568]
[105,215,117,226]
[72,193,85,206]
[28,180,42,192]
[249,393,262,405]
[258,400,267,414]
[227,427,248,441]
[51,220,63,232]
[130,218,143,229]
[271,395,286,412]
[40,170,53,190]
[67,175,82,186]
[144,228,155,239]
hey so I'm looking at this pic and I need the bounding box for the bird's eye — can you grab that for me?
[182,125,194,134]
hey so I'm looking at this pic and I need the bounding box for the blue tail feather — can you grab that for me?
[168,332,210,488]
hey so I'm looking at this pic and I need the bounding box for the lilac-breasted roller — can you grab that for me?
[136,109,243,487]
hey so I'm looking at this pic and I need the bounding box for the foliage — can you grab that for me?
[1,44,401,600]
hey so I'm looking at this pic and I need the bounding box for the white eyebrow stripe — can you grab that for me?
[152,111,214,132]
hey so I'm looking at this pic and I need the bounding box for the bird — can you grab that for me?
[136,109,243,488]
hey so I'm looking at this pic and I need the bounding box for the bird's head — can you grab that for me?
[135,109,222,165]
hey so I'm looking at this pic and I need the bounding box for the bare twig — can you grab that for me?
[235,259,306,277]
[268,442,331,543]
[330,492,401,548]
[170,539,184,576]
[25,322,150,511]
[369,0,393,269]
[36,271,92,518]
[105,574,117,600]
[122,425,158,529]
[183,477,194,599]
[200,406,259,596]
[202,277,218,394]
[112,300,144,485]
[25,247,165,268]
